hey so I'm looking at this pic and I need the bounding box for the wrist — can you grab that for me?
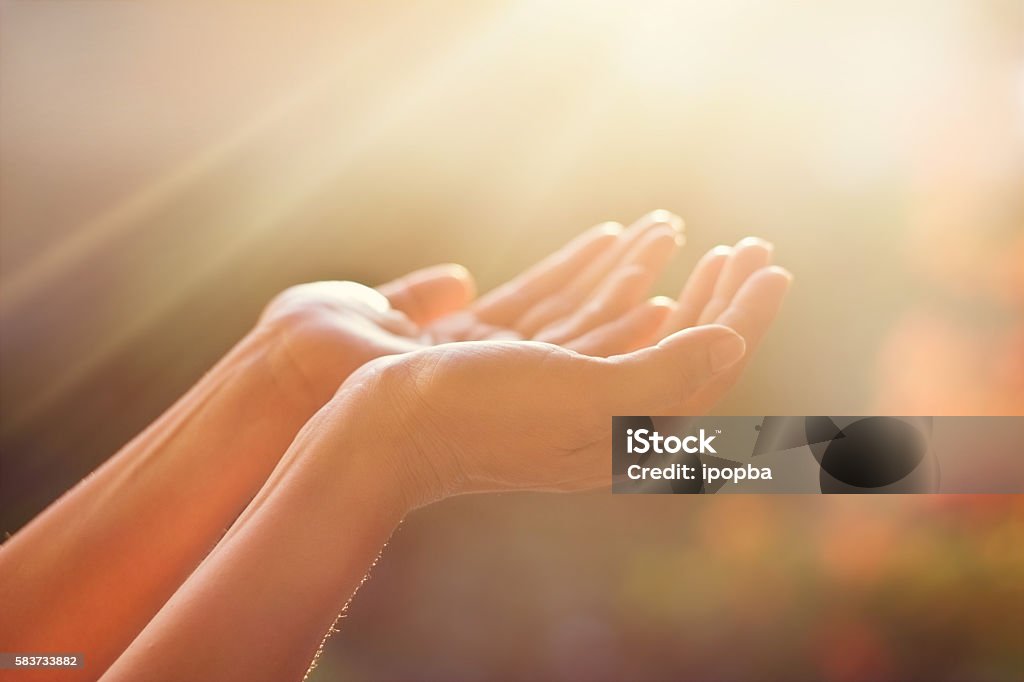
[326,356,454,513]
[249,320,352,418]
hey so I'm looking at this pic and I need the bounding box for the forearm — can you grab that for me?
[100,390,408,682]
[0,327,329,679]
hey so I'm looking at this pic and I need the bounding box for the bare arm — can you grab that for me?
[100,384,408,682]
[0,328,324,680]
[101,256,790,681]
[0,214,687,679]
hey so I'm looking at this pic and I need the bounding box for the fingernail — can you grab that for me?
[642,225,682,250]
[710,334,746,373]
[648,295,676,308]
[736,236,773,251]
[648,209,684,234]
[598,221,624,236]
[440,263,472,280]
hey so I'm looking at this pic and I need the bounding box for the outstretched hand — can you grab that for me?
[259,211,684,408]
[332,325,750,508]
[62,214,790,682]
[258,211,790,425]
[322,234,791,507]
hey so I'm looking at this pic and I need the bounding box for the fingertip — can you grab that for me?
[709,244,734,257]
[647,209,685,234]
[708,329,747,373]
[655,322,740,349]
[445,262,472,277]
[618,226,683,279]
[569,222,623,256]
[648,225,685,251]
[438,262,473,282]
[716,268,792,344]
[586,226,624,256]
[735,236,774,252]
[657,324,745,374]
[765,265,794,283]
[612,324,746,410]
[596,221,624,237]
[380,263,478,324]
[746,265,794,294]
[639,297,674,329]
[648,295,676,309]
[436,263,477,301]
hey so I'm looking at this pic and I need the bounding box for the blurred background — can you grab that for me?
[1,1,1022,679]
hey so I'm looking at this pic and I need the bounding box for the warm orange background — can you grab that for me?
[1,2,1022,679]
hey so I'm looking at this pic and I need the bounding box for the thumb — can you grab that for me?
[377,264,476,325]
[596,325,746,414]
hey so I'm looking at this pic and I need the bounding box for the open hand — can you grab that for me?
[334,325,754,508]
[258,212,684,408]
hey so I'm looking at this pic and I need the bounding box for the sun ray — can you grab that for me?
[3,1,542,428]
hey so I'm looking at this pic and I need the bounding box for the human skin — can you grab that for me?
[0,212,676,679]
[0,211,789,681]
[100,268,789,681]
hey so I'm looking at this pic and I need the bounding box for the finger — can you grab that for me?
[565,297,674,357]
[592,324,747,414]
[565,210,683,300]
[534,265,656,344]
[658,245,732,337]
[471,222,622,325]
[716,266,793,341]
[516,219,681,337]
[696,237,774,324]
[681,266,793,412]
[378,264,476,326]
